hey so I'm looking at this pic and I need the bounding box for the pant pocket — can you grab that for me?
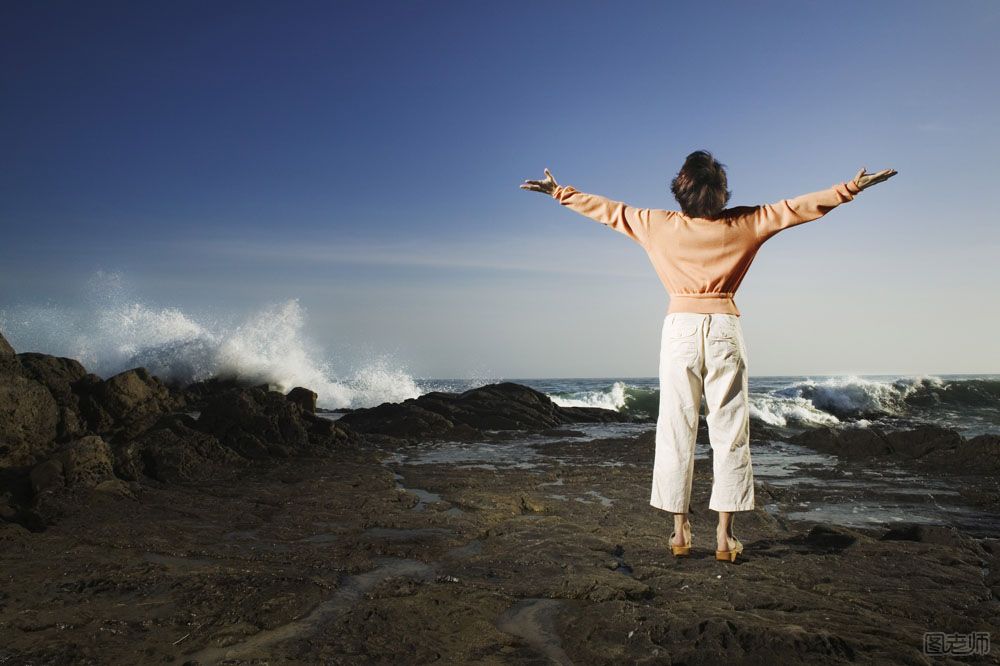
[706,315,738,340]
[707,317,742,363]
[667,339,699,364]
[666,315,701,339]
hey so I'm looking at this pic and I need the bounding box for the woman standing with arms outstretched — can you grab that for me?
[521,152,896,562]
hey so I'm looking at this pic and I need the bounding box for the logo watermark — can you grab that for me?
[923,631,990,656]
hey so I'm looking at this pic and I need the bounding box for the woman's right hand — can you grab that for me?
[520,168,560,195]
[852,167,898,191]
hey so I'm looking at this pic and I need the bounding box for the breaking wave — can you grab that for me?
[0,272,421,410]
[540,374,1000,431]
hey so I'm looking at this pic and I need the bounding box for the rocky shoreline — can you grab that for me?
[2,332,999,664]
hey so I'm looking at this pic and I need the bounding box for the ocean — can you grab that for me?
[2,291,997,439]
[415,375,1000,438]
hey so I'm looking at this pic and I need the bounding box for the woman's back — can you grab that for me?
[549,180,861,316]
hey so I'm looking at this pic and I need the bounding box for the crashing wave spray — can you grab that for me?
[773,375,940,418]
[0,272,422,410]
[549,381,629,411]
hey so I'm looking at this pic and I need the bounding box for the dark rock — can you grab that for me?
[15,353,87,403]
[788,524,863,553]
[196,387,309,459]
[338,400,459,439]
[956,433,1000,473]
[749,420,786,444]
[786,426,893,460]
[118,414,245,484]
[0,330,16,374]
[879,523,976,548]
[29,436,114,494]
[28,459,64,495]
[286,387,317,414]
[196,386,354,460]
[94,367,175,421]
[16,353,88,440]
[0,373,60,468]
[0,490,17,521]
[76,368,179,440]
[896,430,1000,475]
[25,436,126,528]
[338,382,631,439]
[882,425,963,459]
[178,377,251,409]
[787,424,998,475]
[0,331,14,357]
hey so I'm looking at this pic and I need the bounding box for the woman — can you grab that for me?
[520,151,896,562]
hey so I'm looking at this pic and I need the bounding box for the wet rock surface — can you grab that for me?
[1,330,999,664]
[787,423,1000,476]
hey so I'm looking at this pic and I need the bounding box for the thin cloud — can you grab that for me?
[179,235,651,280]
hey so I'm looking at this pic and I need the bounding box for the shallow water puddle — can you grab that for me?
[494,597,574,666]
[174,557,437,665]
[575,490,613,507]
[391,470,466,514]
[379,422,650,470]
[444,539,483,560]
[739,440,996,533]
[783,498,1000,534]
[391,442,546,469]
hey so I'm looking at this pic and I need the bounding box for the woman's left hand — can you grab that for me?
[520,168,559,195]
[852,167,897,191]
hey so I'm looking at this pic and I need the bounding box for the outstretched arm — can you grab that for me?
[520,168,653,248]
[754,167,897,243]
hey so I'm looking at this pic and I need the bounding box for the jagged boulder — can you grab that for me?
[882,425,963,459]
[114,414,245,484]
[958,433,1000,473]
[29,435,115,494]
[25,436,134,527]
[786,427,894,459]
[787,424,999,475]
[0,373,60,468]
[178,377,249,410]
[337,401,466,439]
[76,368,179,440]
[286,387,317,414]
[196,386,353,460]
[16,353,88,440]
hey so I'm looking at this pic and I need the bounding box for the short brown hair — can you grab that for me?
[670,150,731,218]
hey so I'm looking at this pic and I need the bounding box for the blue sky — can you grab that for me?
[2,1,998,379]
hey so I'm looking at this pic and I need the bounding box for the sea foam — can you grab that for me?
[0,272,421,410]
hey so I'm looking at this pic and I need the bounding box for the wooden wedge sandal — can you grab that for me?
[715,536,743,563]
[669,521,692,557]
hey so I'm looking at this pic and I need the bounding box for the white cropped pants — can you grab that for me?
[650,312,755,514]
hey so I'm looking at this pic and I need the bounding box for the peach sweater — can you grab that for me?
[550,180,862,316]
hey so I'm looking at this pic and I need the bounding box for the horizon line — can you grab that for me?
[415,372,1000,382]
